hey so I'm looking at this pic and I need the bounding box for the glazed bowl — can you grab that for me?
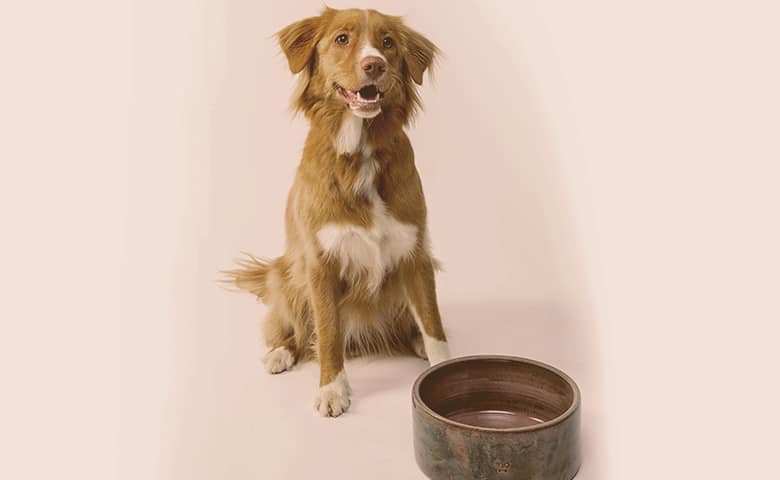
[412,355,581,480]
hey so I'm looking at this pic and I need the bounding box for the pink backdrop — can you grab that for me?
[2,1,778,479]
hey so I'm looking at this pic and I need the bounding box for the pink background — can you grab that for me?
[2,1,779,479]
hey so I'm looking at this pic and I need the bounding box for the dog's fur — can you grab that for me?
[225,7,448,417]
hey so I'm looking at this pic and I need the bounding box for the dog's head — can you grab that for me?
[278,8,437,125]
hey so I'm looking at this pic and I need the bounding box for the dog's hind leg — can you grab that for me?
[261,263,301,374]
[261,303,298,374]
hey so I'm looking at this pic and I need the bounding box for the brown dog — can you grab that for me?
[226,7,448,417]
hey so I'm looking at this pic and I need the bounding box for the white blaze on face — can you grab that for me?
[344,10,385,120]
[358,42,386,63]
[359,9,386,63]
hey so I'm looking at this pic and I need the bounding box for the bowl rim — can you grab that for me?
[412,354,581,433]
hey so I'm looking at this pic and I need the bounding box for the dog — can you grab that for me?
[225,7,449,417]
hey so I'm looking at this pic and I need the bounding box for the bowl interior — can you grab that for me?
[417,357,576,429]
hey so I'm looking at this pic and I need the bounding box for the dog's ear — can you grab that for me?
[400,25,438,85]
[278,16,323,74]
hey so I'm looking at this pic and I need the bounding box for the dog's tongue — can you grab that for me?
[358,85,379,100]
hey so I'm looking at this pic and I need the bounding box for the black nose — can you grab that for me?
[361,56,386,80]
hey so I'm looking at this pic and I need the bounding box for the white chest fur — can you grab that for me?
[317,124,418,292]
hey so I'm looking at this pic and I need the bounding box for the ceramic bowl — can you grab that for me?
[412,355,581,479]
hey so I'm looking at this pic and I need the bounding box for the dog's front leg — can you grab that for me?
[406,257,451,366]
[308,262,351,417]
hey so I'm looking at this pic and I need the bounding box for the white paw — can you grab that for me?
[314,370,351,417]
[425,338,451,366]
[263,347,294,374]
[412,336,428,360]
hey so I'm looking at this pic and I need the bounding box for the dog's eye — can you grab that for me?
[382,37,394,48]
[335,34,349,45]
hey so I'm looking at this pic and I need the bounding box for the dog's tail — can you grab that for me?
[220,253,273,302]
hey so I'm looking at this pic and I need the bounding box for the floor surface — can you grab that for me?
[165,301,606,479]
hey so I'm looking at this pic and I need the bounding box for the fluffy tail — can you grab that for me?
[221,253,272,302]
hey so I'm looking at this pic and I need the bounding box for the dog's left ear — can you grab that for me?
[278,16,323,74]
[400,25,438,85]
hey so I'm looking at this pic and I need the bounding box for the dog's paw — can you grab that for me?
[425,338,451,366]
[314,371,351,417]
[412,336,428,360]
[263,347,294,374]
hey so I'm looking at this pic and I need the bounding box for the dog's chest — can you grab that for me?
[316,153,418,292]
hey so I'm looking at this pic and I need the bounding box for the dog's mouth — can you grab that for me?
[334,83,382,116]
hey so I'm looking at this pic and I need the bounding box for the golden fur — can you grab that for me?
[224,8,447,416]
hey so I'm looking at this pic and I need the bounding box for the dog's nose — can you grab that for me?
[361,56,386,80]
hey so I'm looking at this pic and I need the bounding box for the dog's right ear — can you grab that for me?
[399,24,438,86]
[278,16,323,74]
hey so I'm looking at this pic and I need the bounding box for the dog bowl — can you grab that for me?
[412,355,581,479]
